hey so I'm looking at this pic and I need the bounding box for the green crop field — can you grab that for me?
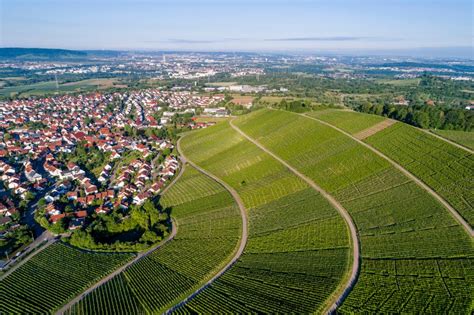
[0,78,126,98]
[307,109,386,134]
[66,166,242,314]
[0,243,133,314]
[432,129,474,150]
[364,122,474,227]
[176,122,351,313]
[306,109,474,227]
[232,109,473,313]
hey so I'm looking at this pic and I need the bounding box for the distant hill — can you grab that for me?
[0,47,88,60]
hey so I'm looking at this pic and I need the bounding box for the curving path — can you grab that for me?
[425,129,474,155]
[164,136,249,314]
[229,119,360,314]
[56,162,187,315]
[302,113,474,238]
[56,219,178,315]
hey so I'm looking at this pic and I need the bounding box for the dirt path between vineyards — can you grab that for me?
[425,129,474,155]
[55,162,186,315]
[302,113,473,237]
[164,136,249,314]
[229,120,360,314]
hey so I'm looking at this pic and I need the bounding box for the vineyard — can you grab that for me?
[67,166,242,314]
[0,243,133,314]
[365,122,474,227]
[308,109,386,134]
[307,108,473,227]
[432,129,474,150]
[232,109,473,313]
[177,123,351,313]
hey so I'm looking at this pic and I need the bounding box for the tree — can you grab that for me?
[413,111,430,129]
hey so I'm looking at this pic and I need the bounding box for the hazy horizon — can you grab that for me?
[1,0,473,58]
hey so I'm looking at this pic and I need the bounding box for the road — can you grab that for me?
[229,120,360,314]
[1,184,56,274]
[302,113,473,237]
[164,136,249,314]
[0,235,55,280]
[56,219,178,315]
[55,162,187,315]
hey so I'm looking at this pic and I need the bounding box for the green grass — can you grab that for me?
[67,166,242,314]
[375,78,421,86]
[0,78,125,97]
[431,129,474,151]
[0,243,133,314]
[231,108,473,313]
[365,122,474,227]
[176,122,351,313]
[307,109,386,134]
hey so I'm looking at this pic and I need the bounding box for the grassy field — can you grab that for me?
[205,81,237,87]
[0,243,133,314]
[67,166,242,314]
[232,109,473,313]
[431,129,474,150]
[375,78,421,86]
[194,116,229,123]
[0,78,126,98]
[177,122,351,313]
[308,109,386,134]
[365,122,474,227]
[259,96,316,105]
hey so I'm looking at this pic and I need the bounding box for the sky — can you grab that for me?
[1,0,472,57]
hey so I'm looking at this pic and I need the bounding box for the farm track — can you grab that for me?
[55,162,187,315]
[164,136,249,314]
[229,119,360,314]
[354,119,396,140]
[302,113,474,237]
[425,129,474,155]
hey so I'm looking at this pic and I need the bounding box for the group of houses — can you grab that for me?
[0,89,182,233]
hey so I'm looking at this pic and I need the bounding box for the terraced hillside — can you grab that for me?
[366,123,474,227]
[177,122,352,313]
[0,243,133,314]
[232,109,473,313]
[310,109,473,228]
[432,129,474,151]
[66,165,242,314]
[309,109,386,135]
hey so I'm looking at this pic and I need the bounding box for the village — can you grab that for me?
[0,88,228,257]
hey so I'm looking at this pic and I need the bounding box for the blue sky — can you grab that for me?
[1,0,472,55]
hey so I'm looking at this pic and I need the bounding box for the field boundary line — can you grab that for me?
[55,162,186,315]
[229,119,360,315]
[301,112,474,237]
[164,135,249,314]
[334,108,472,154]
[425,129,474,154]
